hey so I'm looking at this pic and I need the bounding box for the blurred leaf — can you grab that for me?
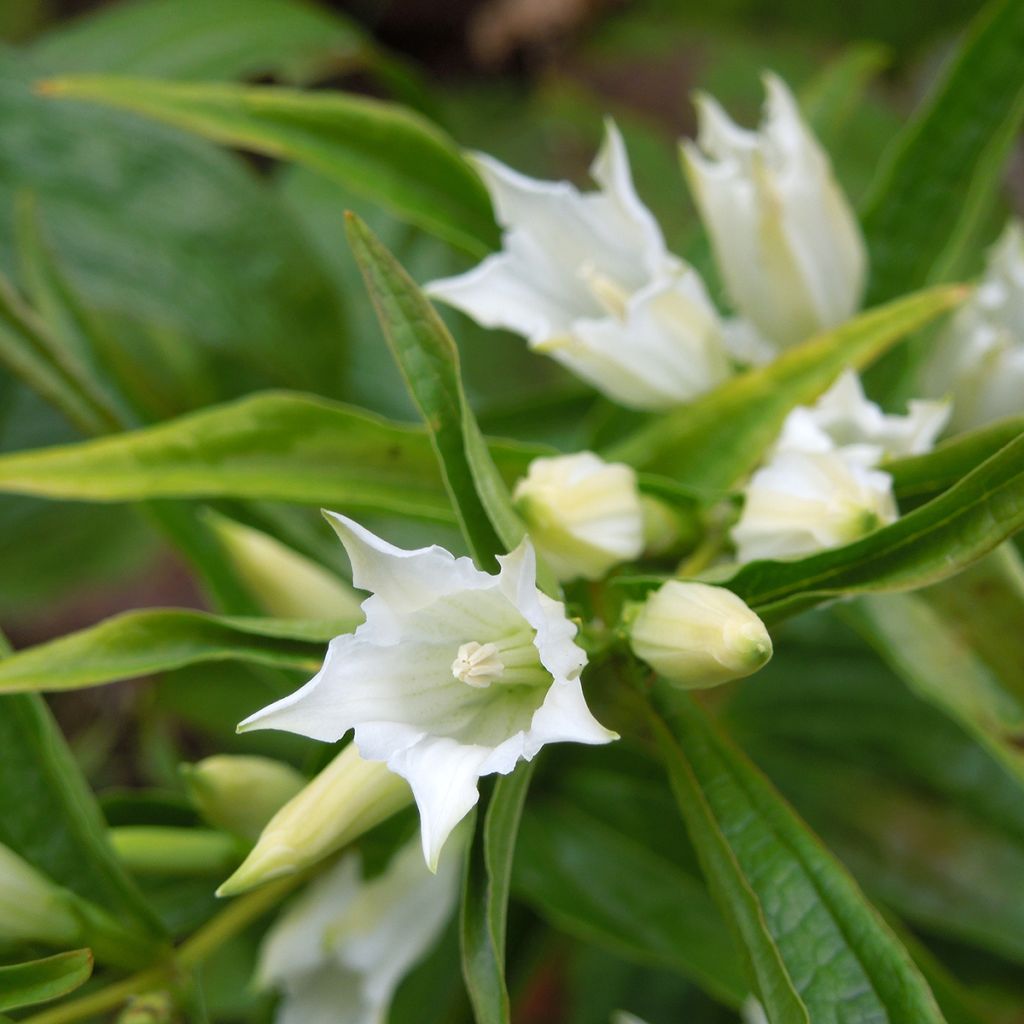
[461,764,534,1024]
[862,0,1024,304]
[345,214,531,573]
[0,390,542,522]
[109,826,245,876]
[0,950,92,1012]
[800,42,890,145]
[605,285,964,488]
[649,685,946,1024]
[717,432,1024,621]
[514,799,746,1005]
[0,608,351,694]
[41,74,500,258]
[32,0,368,85]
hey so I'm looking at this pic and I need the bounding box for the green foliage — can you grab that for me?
[0,950,93,1012]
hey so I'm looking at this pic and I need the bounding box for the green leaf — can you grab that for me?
[514,799,747,1006]
[345,214,530,572]
[0,609,352,694]
[718,433,1024,622]
[800,42,889,146]
[461,763,534,1024]
[861,0,1024,304]
[0,391,540,524]
[604,285,964,490]
[0,950,93,1012]
[109,826,246,876]
[40,75,499,257]
[648,686,946,1024]
[32,0,368,85]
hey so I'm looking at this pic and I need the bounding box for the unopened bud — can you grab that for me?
[182,755,306,841]
[217,745,411,897]
[514,452,643,582]
[628,581,772,689]
[0,843,80,947]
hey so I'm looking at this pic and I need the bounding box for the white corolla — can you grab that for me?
[239,513,615,869]
[682,74,866,352]
[426,122,731,410]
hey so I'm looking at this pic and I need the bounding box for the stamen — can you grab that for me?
[452,642,505,688]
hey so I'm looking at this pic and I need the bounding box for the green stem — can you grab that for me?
[19,875,302,1024]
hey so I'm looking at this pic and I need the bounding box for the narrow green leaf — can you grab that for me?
[800,43,889,145]
[861,0,1024,304]
[514,800,747,1006]
[0,609,352,694]
[109,826,245,876]
[0,391,540,523]
[40,75,499,257]
[0,950,93,1012]
[604,285,965,490]
[718,433,1024,622]
[649,686,947,1024]
[345,213,530,572]
[461,763,534,1024]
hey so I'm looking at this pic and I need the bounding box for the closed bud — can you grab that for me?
[217,745,411,896]
[628,581,772,689]
[182,755,306,841]
[514,452,644,582]
[0,842,80,947]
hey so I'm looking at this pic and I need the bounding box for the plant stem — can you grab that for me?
[19,875,302,1024]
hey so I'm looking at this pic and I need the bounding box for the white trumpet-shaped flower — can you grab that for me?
[514,451,644,581]
[682,73,866,350]
[921,220,1024,432]
[259,836,460,1024]
[426,122,731,410]
[239,514,616,869]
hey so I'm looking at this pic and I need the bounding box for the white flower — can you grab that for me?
[426,122,731,410]
[259,836,460,1024]
[682,73,866,350]
[513,451,644,581]
[239,514,616,869]
[731,449,897,562]
[628,581,772,688]
[742,997,770,1024]
[774,369,949,467]
[921,220,1024,432]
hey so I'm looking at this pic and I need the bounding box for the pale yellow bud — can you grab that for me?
[182,755,306,841]
[628,581,772,689]
[0,843,80,947]
[217,745,411,897]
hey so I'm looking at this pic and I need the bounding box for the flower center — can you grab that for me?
[578,262,630,320]
[451,633,550,690]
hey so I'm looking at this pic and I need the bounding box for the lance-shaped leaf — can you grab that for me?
[0,609,353,695]
[718,433,1024,622]
[604,285,964,490]
[346,213,531,574]
[648,685,946,1024]
[0,391,540,523]
[39,75,499,257]
[0,951,93,1012]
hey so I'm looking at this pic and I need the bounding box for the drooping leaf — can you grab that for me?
[604,285,964,490]
[0,609,351,694]
[649,686,947,1024]
[461,763,534,1024]
[40,74,499,257]
[0,950,93,1012]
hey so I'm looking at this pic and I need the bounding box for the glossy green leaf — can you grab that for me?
[41,75,499,257]
[649,685,946,1024]
[461,763,534,1024]
[861,0,1024,304]
[0,950,93,1012]
[33,0,368,84]
[0,390,539,523]
[605,285,964,490]
[514,799,746,1006]
[0,609,350,694]
[718,433,1024,622]
[346,214,530,572]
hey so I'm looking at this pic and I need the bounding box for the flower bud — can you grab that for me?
[217,745,411,897]
[182,755,306,841]
[0,842,80,947]
[628,581,772,689]
[514,452,644,581]
[682,73,866,350]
